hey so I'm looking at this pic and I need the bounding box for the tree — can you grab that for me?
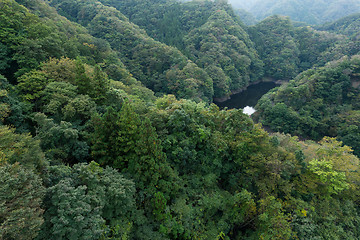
[91,104,141,169]
[40,81,77,118]
[0,125,47,172]
[184,9,263,99]
[54,0,214,102]
[33,113,90,164]
[17,70,50,106]
[309,137,359,195]
[308,158,349,195]
[91,102,178,196]
[42,178,105,240]
[40,57,78,83]
[254,196,296,240]
[0,75,10,122]
[40,162,136,240]
[92,65,109,104]
[0,163,45,240]
[74,59,92,96]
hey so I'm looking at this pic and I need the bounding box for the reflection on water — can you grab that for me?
[243,106,256,115]
[215,82,280,110]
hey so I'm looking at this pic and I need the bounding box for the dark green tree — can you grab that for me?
[0,163,45,240]
[40,162,136,240]
[92,65,109,104]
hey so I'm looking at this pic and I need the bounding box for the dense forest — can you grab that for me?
[317,13,360,39]
[230,0,360,25]
[1,0,360,239]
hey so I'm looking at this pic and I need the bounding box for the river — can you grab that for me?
[214,82,280,115]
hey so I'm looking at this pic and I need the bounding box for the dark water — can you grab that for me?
[215,82,280,109]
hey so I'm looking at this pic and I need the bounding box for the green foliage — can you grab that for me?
[152,192,169,221]
[319,13,360,38]
[91,105,141,169]
[40,57,112,105]
[309,159,349,195]
[249,15,353,80]
[97,0,216,49]
[0,125,47,172]
[0,75,11,122]
[44,178,105,239]
[0,43,11,72]
[50,0,214,102]
[17,70,50,104]
[184,9,263,98]
[91,103,178,198]
[74,59,92,96]
[2,0,360,239]
[0,163,45,240]
[245,0,360,25]
[93,65,110,104]
[257,56,360,156]
[249,16,299,79]
[234,8,258,26]
[0,0,131,82]
[41,81,77,116]
[33,113,90,164]
[40,162,136,240]
[254,196,295,240]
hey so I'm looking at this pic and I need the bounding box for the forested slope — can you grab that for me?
[0,0,131,81]
[256,56,360,157]
[249,15,360,80]
[87,0,360,98]
[86,0,264,100]
[241,0,360,25]
[50,0,214,102]
[183,9,263,99]
[318,13,360,39]
[1,0,360,240]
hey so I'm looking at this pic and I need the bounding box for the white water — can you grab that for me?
[243,106,256,115]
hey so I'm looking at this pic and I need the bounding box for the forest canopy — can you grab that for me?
[1,0,360,239]
[229,0,360,25]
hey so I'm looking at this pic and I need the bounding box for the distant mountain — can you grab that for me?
[230,0,360,25]
[234,8,257,25]
[318,13,360,39]
[228,0,257,10]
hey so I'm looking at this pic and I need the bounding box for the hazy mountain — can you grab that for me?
[318,13,360,38]
[229,0,360,25]
[233,8,258,25]
[228,0,257,10]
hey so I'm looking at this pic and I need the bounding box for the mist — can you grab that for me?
[227,0,258,10]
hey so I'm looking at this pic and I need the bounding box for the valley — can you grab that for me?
[1,0,360,239]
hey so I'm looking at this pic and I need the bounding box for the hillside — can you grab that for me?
[49,0,214,102]
[318,13,360,39]
[72,0,359,98]
[249,15,359,79]
[233,8,257,25]
[256,56,360,157]
[232,0,360,25]
[1,0,360,240]
[50,0,265,100]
